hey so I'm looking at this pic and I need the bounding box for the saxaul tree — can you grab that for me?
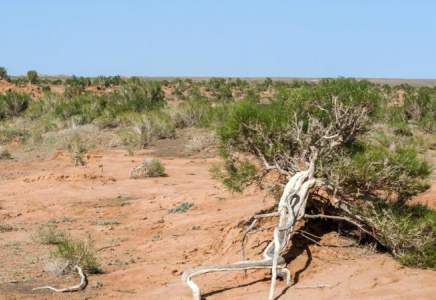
[182,79,430,300]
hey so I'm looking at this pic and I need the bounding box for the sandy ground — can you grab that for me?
[1,145,436,300]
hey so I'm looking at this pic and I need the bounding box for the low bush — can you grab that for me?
[0,91,30,118]
[129,158,165,178]
[31,226,68,245]
[166,100,211,128]
[357,200,436,269]
[0,146,12,159]
[185,129,218,154]
[51,237,101,274]
[66,133,88,166]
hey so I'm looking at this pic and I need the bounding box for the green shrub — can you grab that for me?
[0,223,15,232]
[51,237,101,274]
[27,70,38,84]
[166,100,211,128]
[0,66,9,81]
[0,91,30,118]
[31,226,68,245]
[120,113,175,148]
[357,200,436,269]
[64,84,85,98]
[112,81,165,112]
[210,160,257,193]
[418,114,436,133]
[0,146,12,159]
[130,158,165,178]
[333,145,431,200]
[66,133,88,166]
[0,126,26,144]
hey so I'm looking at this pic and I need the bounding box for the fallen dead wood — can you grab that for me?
[32,265,87,293]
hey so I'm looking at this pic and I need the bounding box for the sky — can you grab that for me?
[0,0,435,78]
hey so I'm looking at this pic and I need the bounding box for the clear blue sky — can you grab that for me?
[0,0,435,78]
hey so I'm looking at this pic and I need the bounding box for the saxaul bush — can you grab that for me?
[184,78,433,300]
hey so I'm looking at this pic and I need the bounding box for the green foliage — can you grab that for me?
[0,223,15,232]
[67,133,88,166]
[52,237,101,274]
[93,75,124,88]
[332,145,431,199]
[167,99,211,128]
[26,70,38,84]
[214,79,429,201]
[0,147,12,159]
[357,200,436,269]
[117,112,175,148]
[210,160,258,193]
[31,226,68,245]
[168,202,194,213]
[418,114,436,133]
[131,158,165,178]
[0,66,9,81]
[114,81,165,112]
[0,91,30,118]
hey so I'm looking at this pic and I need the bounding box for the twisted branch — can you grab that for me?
[32,265,87,293]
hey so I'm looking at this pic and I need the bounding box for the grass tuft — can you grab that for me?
[168,202,194,213]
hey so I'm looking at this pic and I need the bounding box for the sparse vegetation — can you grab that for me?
[168,202,194,213]
[50,236,101,274]
[67,133,88,166]
[0,146,12,159]
[185,129,218,154]
[88,219,119,226]
[0,223,15,232]
[2,76,436,298]
[129,158,165,178]
[31,226,68,245]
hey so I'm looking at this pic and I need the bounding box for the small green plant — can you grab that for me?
[168,202,194,213]
[100,195,137,201]
[126,145,135,156]
[89,219,119,226]
[152,234,161,241]
[0,147,12,160]
[66,133,88,166]
[51,237,101,274]
[0,223,15,232]
[61,216,74,222]
[31,226,68,245]
[129,158,165,178]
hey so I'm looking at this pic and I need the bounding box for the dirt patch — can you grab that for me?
[1,149,436,299]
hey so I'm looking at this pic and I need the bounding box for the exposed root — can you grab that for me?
[182,161,322,300]
[32,265,87,293]
[182,257,290,300]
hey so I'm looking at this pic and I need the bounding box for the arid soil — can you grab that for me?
[1,143,436,300]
